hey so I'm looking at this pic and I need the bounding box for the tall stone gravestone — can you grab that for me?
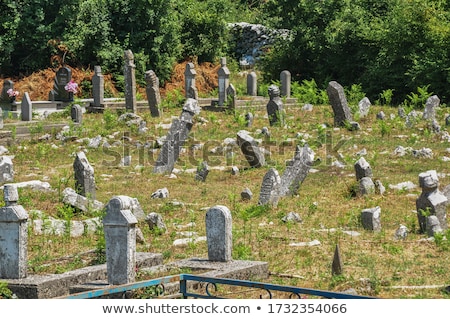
[280,70,291,98]
[145,70,162,117]
[49,66,72,102]
[266,84,285,126]
[73,151,96,200]
[123,50,137,113]
[103,196,138,285]
[0,80,18,111]
[258,168,281,206]
[0,184,28,279]
[237,130,265,168]
[326,81,353,127]
[92,65,104,108]
[184,62,198,100]
[20,92,32,121]
[218,57,230,106]
[247,71,257,96]
[205,205,232,262]
[423,95,440,121]
[416,170,448,233]
[153,98,201,174]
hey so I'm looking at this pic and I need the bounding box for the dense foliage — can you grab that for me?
[1,0,450,103]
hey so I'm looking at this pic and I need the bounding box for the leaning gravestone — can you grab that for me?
[205,205,232,262]
[91,65,104,108]
[326,81,353,127]
[123,49,137,113]
[218,57,230,106]
[145,70,162,117]
[153,98,201,174]
[0,184,28,279]
[258,167,281,206]
[237,130,265,168]
[73,151,96,200]
[416,170,448,233]
[103,196,138,285]
[20,92,32,121]
[266,84,285,127]
[49,66,72,102]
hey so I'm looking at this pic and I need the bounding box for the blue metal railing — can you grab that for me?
[61,274,375,299]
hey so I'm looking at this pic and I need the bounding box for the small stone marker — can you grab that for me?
[71,104,83,124]
[358,97,371,118]
[423,95,440,120]
[0,156,14,184]
[145,70,162,117]
[0,184,29,279]
[92,65,104,107]
[331,244,343,276]
[123,49,137,113]
[218,57,230,106]
[361,206,381,231]
[73,151,96,200]
[258,168,281,206]
[145,212,167,233]
[103,196,138,285]
[195,161,209,182]
[280,70,291,98]
[205,205,232,262]
[245,112,254,127]
[20,92,32,121]
[359,176,375,195]
[326,81,353,127]
[266,84,285,126]
[237,130,265,168]
[354,157,372,181]
[247,71,257,96]
[241,187,253,201]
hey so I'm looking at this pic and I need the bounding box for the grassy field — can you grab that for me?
[2,88,450,299]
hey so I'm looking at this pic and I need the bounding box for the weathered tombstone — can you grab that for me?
[0,80,18,111]
[358,97,371,118]
[280,70,291,98]
[245,112,253,127]
[277,144,314,197]
[218,57,230,106]
[326,81,353,127]
[145,212,167,233]
[92,65,104,107]
[241,187,253,201]
[266,84,285,126]
[0,184,28,279]
[359,177,375,195]
[71,104,83,124]
[416,170,448,233]
[236,130,265,168]
[195,161,209,182]
[226,83,237,109]
[153,98,201,174]
[49,66,72,102]
[123,49,137,113]
[184,62,197,99]
[103,196,138,285]
[426,215,443,237]
[145,70,162,117]
[247,71,257,96]
[331,244,343,276]
[258,168,281,206]
[361,206,381,231]
[0,156,14,184]
[73,151,96,200]
[205,205,232,262]
[354,157,372,181]
[423,95,440,120]
[20,92,32,121]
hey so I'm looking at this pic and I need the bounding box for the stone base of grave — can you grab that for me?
[4,252,163,299]
[1,122,78,144]
[68,258,269,299]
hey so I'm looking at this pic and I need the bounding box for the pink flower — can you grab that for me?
[64,80,78,94]
[7,88,19,98]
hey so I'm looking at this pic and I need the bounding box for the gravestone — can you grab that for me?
[49,66,72,102]
[358,97,371,118]
[92,66,104,107]
[423,95,440,120]
[280,70,291,98]
[123,50,137,113]
[277,144,314,197]
[237,130,265,168]
[245,112,254,127]
[0,156,14,184]
[205,205,232,262]
[73,151,96,200]
[71,104,83,124]
[145,70,162,117]
[326,81,353,127]
[354,157,372,181]
[20,92,32,121]
[426,215,442,237]
[258,168,281,206]
[103,196,138,285]
[184,62,197,99]
[361,206,381,231]
[247,71,257,96]
[241,188,253,200]
[145,212,167,233]
[416,170,448,233]
[266,84,285,126]
[359,176,375,195]
[0,80,18,111]
[153,98,201,174]
[226,83,237,109]
[195,161,209,182]
[0,184,28,279]
[218,57,230,106]
[331,244,343,276]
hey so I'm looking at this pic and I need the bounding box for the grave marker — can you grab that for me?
[205,205,232,262]
[123,50,137,113]
[247,71,257,96]
[92,65,104,107]
[266,84,285,126]
[258,168,281,206]
[237,130,265,168]
[73,151,96,200]
[145,70,162,117]
[218,57,230,106]
[184,62,197,100]
[326,81,353,127]
[71,104,83,124]
[49,66,72,102]
[20,92,32,121]
[280,70,291,98]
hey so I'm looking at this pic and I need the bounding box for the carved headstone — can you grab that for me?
[326,81,353,127]
[49,67,72,102]
[218,57,230,106]
[73,151,96,200]
[184,62,197,99]
[92,65,104,107]
[145,70,162,117]
[237,130,265,168]
[123,50,137,113]
[205,205,232,262]
[258,168,281,206]
[266,84,285,126]
[0,80,17,111]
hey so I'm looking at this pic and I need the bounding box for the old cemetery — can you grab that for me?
[0,57,450,299]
